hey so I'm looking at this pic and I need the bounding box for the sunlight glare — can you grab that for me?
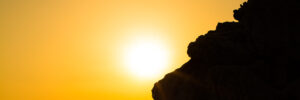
[124,39,169,79]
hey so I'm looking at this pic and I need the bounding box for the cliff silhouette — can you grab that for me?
[152,0,300,100]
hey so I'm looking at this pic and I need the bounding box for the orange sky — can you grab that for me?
[0,0,246,100]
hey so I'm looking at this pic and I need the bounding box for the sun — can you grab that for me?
[124,39,169,79]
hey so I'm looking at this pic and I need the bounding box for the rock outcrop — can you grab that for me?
[152,0,300,100]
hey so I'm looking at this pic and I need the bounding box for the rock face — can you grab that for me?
[152,0,300,100]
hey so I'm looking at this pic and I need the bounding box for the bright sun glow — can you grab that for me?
[124,39,169,79]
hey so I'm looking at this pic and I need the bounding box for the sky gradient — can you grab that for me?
[0,0,246,100]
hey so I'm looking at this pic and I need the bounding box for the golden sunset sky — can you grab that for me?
[0,0,246,100]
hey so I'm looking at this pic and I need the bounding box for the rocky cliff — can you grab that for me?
[152,0,300,100]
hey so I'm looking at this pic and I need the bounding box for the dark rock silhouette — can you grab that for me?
[152,0,300,100]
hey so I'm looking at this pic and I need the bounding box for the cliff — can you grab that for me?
[152,0,300,100]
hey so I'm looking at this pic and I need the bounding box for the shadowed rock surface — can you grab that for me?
[152,0,300,100]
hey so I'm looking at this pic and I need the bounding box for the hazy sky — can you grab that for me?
[0,0,246,100]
